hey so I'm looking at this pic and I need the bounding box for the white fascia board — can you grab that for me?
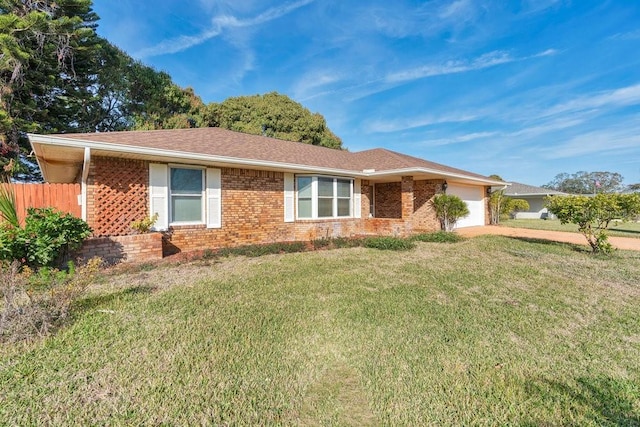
[506,192,561,197]
[27,134,360,177]
[364,167,509,186]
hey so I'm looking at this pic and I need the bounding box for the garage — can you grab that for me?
[447,183,486,228]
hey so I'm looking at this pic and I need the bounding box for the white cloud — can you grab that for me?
[292,71,344,99]
[135,0,315,58]
[608,29,640,40]
[439,0,475,20]
[386,48,557,83]
[368,113,478,133]
[542,125,640,159]
[422,131,500,146]
[542,84,640,117]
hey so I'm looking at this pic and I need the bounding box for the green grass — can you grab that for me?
[1,237,640,425]
[502,218,640,238]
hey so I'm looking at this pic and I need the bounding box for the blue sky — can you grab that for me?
[92,0,640,186]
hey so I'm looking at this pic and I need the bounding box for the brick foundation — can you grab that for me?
[80,232,163,264]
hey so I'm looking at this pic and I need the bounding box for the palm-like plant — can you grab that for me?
[0,180,19,228]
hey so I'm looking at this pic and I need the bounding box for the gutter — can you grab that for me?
[81,147,90,221]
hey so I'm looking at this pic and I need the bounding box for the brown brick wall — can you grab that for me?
[401,176,414,220]
[164,168,294,254]
[374,182,402,218]
[85,157,453,258]
[88,157,149,237]
[361,180,372,218]
[412,179,442,232]
[80,232,163,264]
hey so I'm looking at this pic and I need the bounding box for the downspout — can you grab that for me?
[81,147,91,221]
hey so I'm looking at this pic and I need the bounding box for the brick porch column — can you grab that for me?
[401,176,414,219]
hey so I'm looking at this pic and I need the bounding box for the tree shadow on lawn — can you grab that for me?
[610,227,640,236]
[522,376,640,426]
[504,236,588,254]
[74,285,157,314]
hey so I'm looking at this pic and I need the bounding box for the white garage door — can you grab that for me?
[447,183,485,228]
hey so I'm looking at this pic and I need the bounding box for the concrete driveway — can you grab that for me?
[456,226,640,252]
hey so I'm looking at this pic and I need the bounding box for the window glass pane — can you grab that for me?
[171,168,202,194]
[298,198,312,218]
[337,180,351,198]
[337,199,350,216]
[318,177,334,197]
[318,198,333,217]
[172,196,202,222]
[297,177,312,198]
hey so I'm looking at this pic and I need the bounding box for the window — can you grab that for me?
[296,176,353,219]
[170,167,204,223]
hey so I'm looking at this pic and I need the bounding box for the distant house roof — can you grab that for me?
[28,127,505,185]
[504,181,568,197]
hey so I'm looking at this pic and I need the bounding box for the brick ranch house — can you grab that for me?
[28,127,504,263]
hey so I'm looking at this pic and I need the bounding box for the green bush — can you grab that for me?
[311,236,364,250]
[546,193,640,254]
[219,242,308,258]
[411,231,465,243]
[431,194,470,231]
[363,236,415,251]
[0,208,92,268]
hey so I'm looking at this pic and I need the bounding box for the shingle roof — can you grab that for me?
[32,127,500,183]
[504,181,567,196]
[351,148,491,180]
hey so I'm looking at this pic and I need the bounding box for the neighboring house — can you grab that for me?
[29,127,503,261]
[504,181,567,219]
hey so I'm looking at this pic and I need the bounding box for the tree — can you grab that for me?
[0,0,102,179]
[626,183,640,193]
[543,171,624,194]
[431,194,469,232]
[488,174,506,224]
[503,198,529,219]
[209,92,343,149]
[546,193,640,254]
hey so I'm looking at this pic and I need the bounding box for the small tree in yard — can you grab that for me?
[546,193,640,254]
[489,192,530,223]
[432,194,469,232]
[504,198,530,219]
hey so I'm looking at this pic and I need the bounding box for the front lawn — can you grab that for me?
[1,236,639,425]
[502,218,640,238]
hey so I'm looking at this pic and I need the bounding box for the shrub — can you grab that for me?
[20,208,93,268]
[504,198,530,219]
[432,194,470,231]
[311,236,364,250]
[0,207,92,268]
[219,242,308,258]
[0,257,102,342]
[131,213,159,234]
[412,231,465,243]
[546,193,640,254]
[363,236,415,251]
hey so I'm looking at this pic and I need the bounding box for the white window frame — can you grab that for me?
[169,165,205,226]
[295,175,354,219]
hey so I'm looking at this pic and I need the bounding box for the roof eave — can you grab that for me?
[365,167,507,186]
[28,134,361,178]
[28,134,503,185]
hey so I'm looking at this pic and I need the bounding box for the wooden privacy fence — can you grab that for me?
[2,183,81,225]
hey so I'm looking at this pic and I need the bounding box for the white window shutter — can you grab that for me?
[354,179,362,218]
[149,163,169,231]
[284,173,294,222]
[206,168,222,228]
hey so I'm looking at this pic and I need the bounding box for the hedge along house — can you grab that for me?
[28,127,503,262]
